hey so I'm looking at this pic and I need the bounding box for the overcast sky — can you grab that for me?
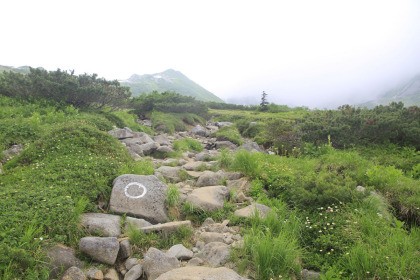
[2,0,420,108]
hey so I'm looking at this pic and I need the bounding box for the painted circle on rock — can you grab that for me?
[124,182,147,199]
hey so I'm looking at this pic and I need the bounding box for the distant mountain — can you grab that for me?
[120,69,224,103]
[360,75,420,108]
[0,65,39,74]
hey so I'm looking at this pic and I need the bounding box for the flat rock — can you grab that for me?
[197,242,230,267]
[124,258,140,270]
[196,171,226,187]
[80,213,121,237]
[109,175,170,224]
[154,166,182,183]
[47,244,84,279]
[190,125,208,137]
[215,122,233,128]
[142,247,180,280]
[185,170,204,179]
[141,220,192,234]
[234,203,272,218]
[186,186,230,212]
[166,244,193,260]
[182,161,207,171]
[60,266,86,280]
[108,127,134,139]
[125,216,153,231]
[79,237,119,265]
[156,266,249,280]
[200,232,225,243]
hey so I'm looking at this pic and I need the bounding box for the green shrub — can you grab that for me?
[173,138,203,152]
[0,121,132,278]
[213,125,243,145]
[218,148,233,169]
[231,149,261,178]
[166,184,181,208]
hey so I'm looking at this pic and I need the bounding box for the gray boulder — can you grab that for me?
[109,175,170,224]
[154,166,182,183]
[215,122,233,128]
[166,244,193,260]
[156,145,174,154]
[156,266,249,280]
[240,142,263,153]
[1,144,23,164]
[197,242,230,267]
[118,239,131,259]
[186,186,230,212]
[142,247,180,280]
[301,269,321,280]
[78,237,120,265]
[191,125,208,137]
[140,142,160,155]
[108,127,134,139]
[124,258,140,271]
[234,203,272,218]
[215,141,237,150]
[154,134,171,146]
[47,244,84,279]
[200,232,225,244]
[196,171,225,187]
[80,213,121,237]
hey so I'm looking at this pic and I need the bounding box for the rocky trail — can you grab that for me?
[6,121,318,280]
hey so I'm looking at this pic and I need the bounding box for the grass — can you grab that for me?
[173,138,203,152]
[213,125,243,145]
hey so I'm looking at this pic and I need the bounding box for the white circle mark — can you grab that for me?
[124,182,147,199]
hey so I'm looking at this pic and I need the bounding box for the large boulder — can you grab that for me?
[154,134,171,146]
[215,141,237,150]
[190,125,208,137]
[166,244,193,260]
[78,237,120,265]
[196,171,225,187]
[1,144,23,164]
[108,127,134,139]
[142,247,180,280]
[156,266,249,280]
[80,213,121,237]
[240,142,263,153]
[197,242,230,267]
[215,122,233,128]
[109,175,170,224]
[234,203,272,218]
[154,166,182,183]
[186,186,230,212]
[47,244,84,279]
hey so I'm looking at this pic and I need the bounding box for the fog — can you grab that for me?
[1,0,420,108]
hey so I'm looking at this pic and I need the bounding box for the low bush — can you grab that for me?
[213,125,243,145]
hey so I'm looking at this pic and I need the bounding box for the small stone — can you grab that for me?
[103,268,119,280]
[118,239,131,260]
[60,266,86,280]
[124,258,139,270]
[78,237,119,265]
[166,244,193,260]
[186,257,204,266]
[124,264,142,280]
[85,267,103,280]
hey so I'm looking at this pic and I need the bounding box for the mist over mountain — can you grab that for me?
[359,75,420,108]
[120,69,224,103]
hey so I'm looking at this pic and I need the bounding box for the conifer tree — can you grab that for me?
[260,91,268,111]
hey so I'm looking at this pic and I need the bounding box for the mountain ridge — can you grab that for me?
[120,69,225,103]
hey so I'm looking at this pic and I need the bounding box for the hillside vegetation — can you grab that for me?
[0,68,419,279]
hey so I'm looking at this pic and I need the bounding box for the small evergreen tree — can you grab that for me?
[260,91,268,111]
